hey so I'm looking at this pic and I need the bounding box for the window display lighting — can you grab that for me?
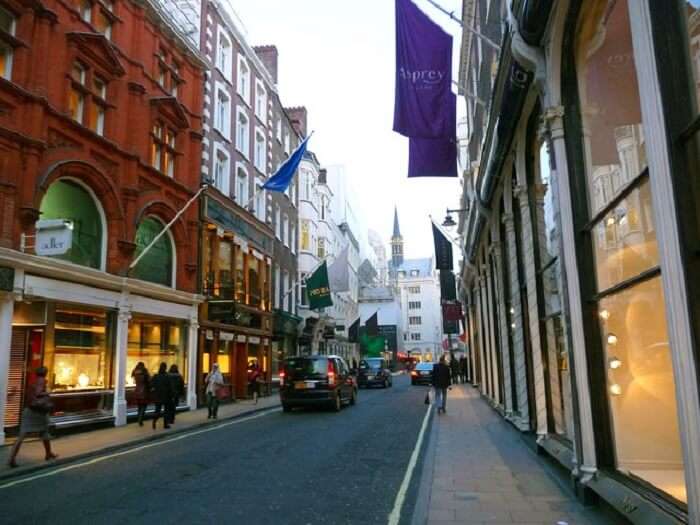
[599,309,610,320]
[607,333,618,345]
[609,357,622,369]
[610,383,622,396]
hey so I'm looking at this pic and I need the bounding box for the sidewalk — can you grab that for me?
[419,385,623,525]
[0,395,280,480]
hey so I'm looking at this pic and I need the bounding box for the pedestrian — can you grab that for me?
[167,364,184,425]
[248,362,261,403]
[450,355,460,385]
[460,356,468,384]
[205,363,224,419]
[6,366,58,468]
[131,362,150,427]
[352,358,358,371]
[150,362,173,429]
[432,356,452,414]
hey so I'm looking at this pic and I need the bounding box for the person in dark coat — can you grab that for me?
[150,362,173,429]
[167,364,185,425]
[432,356,452,414]
[459,356,468,384]
[450,354,460,384]
[131,362,150,427]
[6,367,57,468]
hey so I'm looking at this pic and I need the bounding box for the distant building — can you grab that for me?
[359,286,402,363]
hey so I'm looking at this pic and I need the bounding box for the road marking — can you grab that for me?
[0,408,279,490]
[387,403,432,525]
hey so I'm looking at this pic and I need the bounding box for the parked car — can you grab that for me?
[357,358,393,388]
[411,362,435,385]
[279,355,357,412]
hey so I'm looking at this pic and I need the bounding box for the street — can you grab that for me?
[0,375,429,525]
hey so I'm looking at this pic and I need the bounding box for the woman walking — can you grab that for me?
[167,364,184,425]
[150,363,173,429]
[131,362,150,427]
[6,366,58,468]
[204,363,224,419]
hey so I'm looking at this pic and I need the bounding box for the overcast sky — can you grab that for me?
[228,0,464,260]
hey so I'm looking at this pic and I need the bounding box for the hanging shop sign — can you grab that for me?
[35,219,73,256]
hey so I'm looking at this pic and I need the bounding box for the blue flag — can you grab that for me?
[262,134,312,192]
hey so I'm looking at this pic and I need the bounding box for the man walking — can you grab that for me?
[432,356,452,414]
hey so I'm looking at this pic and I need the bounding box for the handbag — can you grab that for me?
[215,384,229,401]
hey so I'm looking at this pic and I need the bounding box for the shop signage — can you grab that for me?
[236,335,246,343]
[0,266,14,292]
[205,197,272,253]
[249,336,261,344]
[206,330,214,340]
[220,332,234,341]
[35,219,73,256]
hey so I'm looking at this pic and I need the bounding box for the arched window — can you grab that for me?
[132,217,173,287]
[39,179,104,269]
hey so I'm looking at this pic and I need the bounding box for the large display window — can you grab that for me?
[575,0,686,503]
[126,315,187,384]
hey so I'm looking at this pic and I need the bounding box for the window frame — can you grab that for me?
[254,125,266,173]
[255,78,267,122]
[214,82,231,140]
[237,53,251,105]
[0,5,17,81]
[213,144,230,196]
[216,27,233,82]
[234,162,249,208]
[235,106,250,158]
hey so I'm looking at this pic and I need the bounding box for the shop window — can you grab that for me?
[575,0,686,502]
[132,217,173,287]
[46,305,113,395]
[0,5,16,80]
[39,179,104,269]
[127,316,186,381]
[215,239,233,299]
[151,121,176,177]
[234,244,245,303]
[248,254,261,307]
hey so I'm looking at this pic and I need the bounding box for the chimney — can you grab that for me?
[285,106,308,137]
[253,45,278,85]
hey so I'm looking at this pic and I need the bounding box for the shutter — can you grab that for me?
[4,328,27,428]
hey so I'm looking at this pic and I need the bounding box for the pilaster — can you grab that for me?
[187,308,199,409]
[113,297,132,427]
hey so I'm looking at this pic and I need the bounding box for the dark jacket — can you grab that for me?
[132,369,150,402]
[168,372,185,402]
[432,363,452,389]
[150,371,173,404]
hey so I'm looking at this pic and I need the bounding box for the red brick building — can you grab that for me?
[0,0,206,441]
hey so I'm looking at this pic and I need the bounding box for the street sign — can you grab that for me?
[35,219,73,256]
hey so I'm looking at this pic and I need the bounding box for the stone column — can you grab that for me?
[0,293,14,445]
[113,303,131,427]
[477,275,488,396]
[187,309,199,410]
[490,241,514,415]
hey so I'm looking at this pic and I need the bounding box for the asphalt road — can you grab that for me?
[0,374,431,525]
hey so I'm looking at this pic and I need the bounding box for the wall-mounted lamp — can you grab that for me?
[442,207,470,228]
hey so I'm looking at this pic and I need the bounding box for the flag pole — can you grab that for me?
[129,184,208,271]
[423,0,501,52]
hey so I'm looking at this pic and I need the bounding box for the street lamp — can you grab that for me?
[442,207,469,228]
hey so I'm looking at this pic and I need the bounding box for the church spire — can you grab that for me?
[393,206,401,238]
[391,205,404,268]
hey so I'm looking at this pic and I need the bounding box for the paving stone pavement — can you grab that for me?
[423,385,624,525]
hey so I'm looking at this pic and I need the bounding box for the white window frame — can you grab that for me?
[282,215,289,247]
[290,224,296,255]
[214,82,231,140]
[216,27,233,82]
[255,78,267,122]
[235,106,250,158]
[254,178,265,222]
[237,54,251,105]
[235,162,249,207]
[274,204,281,239]
[213,145,230,196]
[276,117,282,142]
[254,126,266,173]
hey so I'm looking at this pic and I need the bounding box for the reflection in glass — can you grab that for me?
[599,277,687,503]
[576,0,648,215]
[592,181,658,291]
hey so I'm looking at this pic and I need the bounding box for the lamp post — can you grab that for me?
[442,207,469,228]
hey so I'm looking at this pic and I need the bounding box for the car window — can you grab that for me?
[335,358,347,376]
[286,358,327,375]
[416,363,434,371]
[361,359,382,370]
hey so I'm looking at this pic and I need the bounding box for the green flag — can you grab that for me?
[306,261,333,310]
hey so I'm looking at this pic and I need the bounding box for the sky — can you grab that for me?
[226,0,464,260]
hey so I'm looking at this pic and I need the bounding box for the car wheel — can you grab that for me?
[350,388,357,406]
[383,379,389,389]
[333,392,342,412]
[282,404,292,413]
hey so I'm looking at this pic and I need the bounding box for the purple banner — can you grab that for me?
[393,0,453,139]
[408,92,457,178]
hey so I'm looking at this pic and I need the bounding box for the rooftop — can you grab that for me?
[390,257,433,278]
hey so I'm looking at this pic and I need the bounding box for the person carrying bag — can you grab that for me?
[205,363,224,419]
